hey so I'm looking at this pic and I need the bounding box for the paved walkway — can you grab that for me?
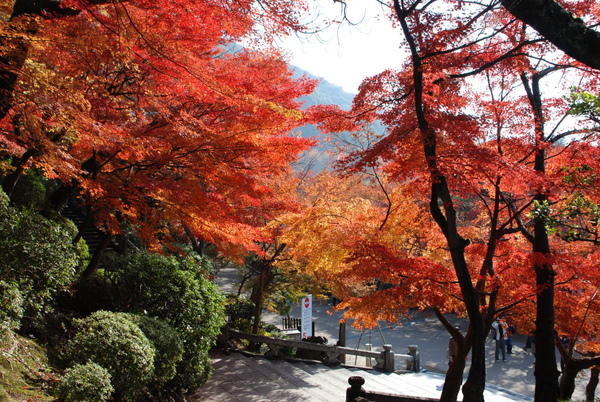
[215,267,591,401]
[196,349,536,401]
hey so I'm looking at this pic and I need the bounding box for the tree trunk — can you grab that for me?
[250,265,267,336]
[0,14,38,119]
[521,70,560,402]
[559,360,580,400]
[437,315,468,402]
[558,356,600,400]
[441,353,466,402]
[73,205,94,245]
[79,233,113,282]
[2,148,35,197]
[461,321,486,402]
[533,227,560,402]
[392,2,486,399]
[586,367,599,402]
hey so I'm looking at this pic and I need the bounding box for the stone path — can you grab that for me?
[204,266,592,401]
[192,350,534,401]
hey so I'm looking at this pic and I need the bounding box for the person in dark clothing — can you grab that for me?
[506,324,516,354]
[492,318,509,362]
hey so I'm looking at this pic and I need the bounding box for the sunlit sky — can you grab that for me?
[277,0,406,94]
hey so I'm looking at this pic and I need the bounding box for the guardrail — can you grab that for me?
[220,325,420,373]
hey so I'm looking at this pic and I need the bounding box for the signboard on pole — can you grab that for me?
[301,295,312,339]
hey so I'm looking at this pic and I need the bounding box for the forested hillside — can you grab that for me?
[292,68,355,172]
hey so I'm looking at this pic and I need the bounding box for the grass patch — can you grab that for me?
[0,331,55,401]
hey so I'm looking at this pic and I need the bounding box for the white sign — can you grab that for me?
[301,295,312,339]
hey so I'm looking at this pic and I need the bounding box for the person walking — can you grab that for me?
[492,318,509,362]
[506,323,516,354]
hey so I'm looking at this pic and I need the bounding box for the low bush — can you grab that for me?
[125,314,183,386]
[10,169,47,210]
[103,251,225,391]
[67,311,155,399]
[56,362,113,402]
[295,336,329,361]
[0,280,23,341]
[225,295,255,332]
[0,189,87,326]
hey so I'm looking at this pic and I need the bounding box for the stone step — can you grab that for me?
[293,360,407,396]
[61,203,116,254]
[268,358,341,400]
[291,361,353,394]
[202,348,541,402]
[192,351,335,401]
[238,354,328,401]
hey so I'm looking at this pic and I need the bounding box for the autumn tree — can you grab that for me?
[306,1,600,401]
[530,94,600,400]
[235,181,315,337]
[0,0,319,275]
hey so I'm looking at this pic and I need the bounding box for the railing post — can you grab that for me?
[382,344,394,372]
[346,376,366,402]
[217,323,231,348]
[365,343,372,367]
[264,342,281,358]
[324,348,341,366]
[338,322,346,364]
[408,344,420,372]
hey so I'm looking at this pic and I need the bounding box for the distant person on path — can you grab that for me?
[524,331,535,354]
[506,323,516,354]
[492,318,509,362]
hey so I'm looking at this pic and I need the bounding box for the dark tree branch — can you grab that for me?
[501,0,600,70]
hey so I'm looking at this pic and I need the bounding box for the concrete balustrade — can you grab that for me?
[220,325,420,373]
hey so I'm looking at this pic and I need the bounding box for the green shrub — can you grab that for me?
[295,336,329,361]
[0,280,23,340]
[125,314,183,386]
[0,189,87,324]
[103,251,225,391]
[171,348,212,391]
[260,323,296,357]
[57,362,113,401]
[225,295,255,332]
[68,311,155,399]
[259,322,284,337]
[10,170,47,210]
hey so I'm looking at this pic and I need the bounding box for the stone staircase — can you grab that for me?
[61,203,115,254]
[191,350,442,402]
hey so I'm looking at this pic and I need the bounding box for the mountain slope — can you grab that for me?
[291,67,355,172]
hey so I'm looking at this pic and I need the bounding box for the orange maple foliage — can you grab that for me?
[306,0,600,400]
[0,0,317,261]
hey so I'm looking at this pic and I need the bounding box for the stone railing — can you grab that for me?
[220,326,420,373]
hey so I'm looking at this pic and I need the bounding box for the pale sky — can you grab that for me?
[278,0,406,94]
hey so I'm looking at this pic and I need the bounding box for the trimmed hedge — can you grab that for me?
[57,362,113,401]
[67,311,155,399]
[103,252,225,390]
